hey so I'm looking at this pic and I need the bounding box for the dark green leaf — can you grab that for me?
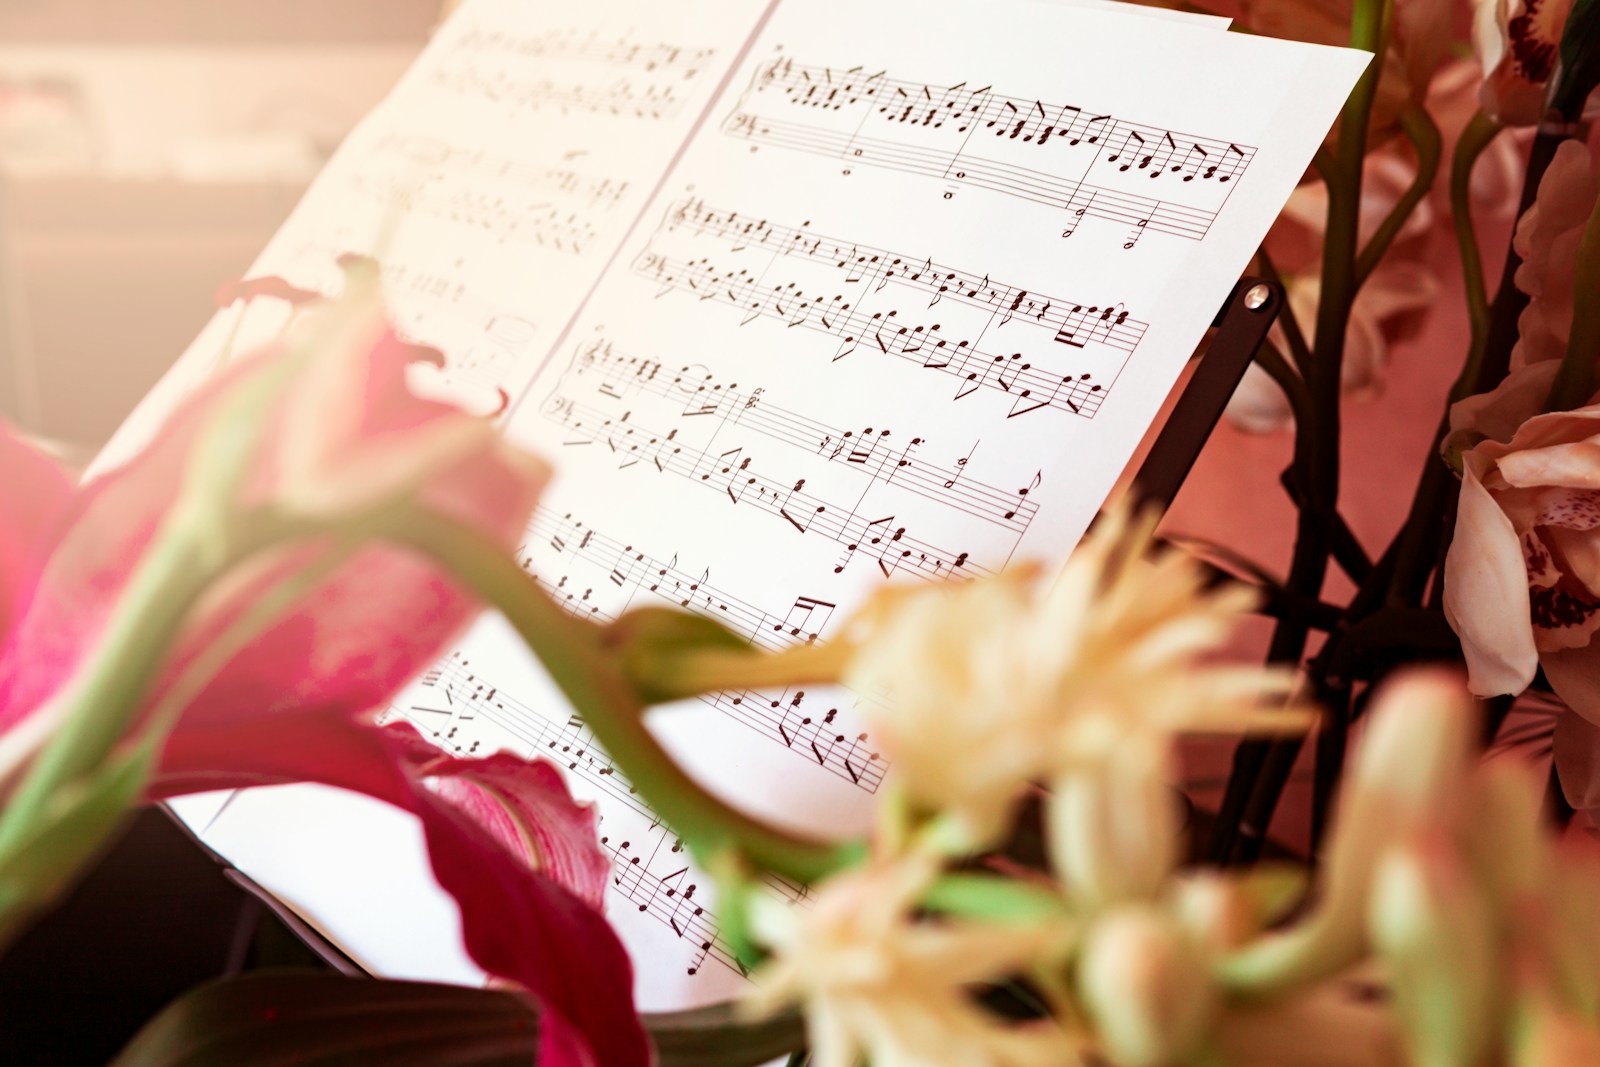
[111,970,541,1067]
[647,1000,806,1067]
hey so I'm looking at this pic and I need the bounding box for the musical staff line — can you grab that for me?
[522,508,891,793]
[603,829,747,978]
[723,60,1256,243]
[562,339,1042,534]
[543,394,984,580]
[427,66,687,120]
[369,134,635,210]
[394,653,761,980]
[454,27,715,79]
[636,199,1144,418]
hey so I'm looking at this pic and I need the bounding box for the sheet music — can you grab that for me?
[96,0,775,468]
[110,0,1365,1017]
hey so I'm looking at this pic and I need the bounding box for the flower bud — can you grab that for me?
[1078,906,1217,1067]
[1220,669,1477,993]
[1049,745,1178,911]
[1370,836,1498,1067]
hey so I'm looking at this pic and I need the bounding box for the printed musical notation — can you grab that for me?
[523,507,890,792]
[428,65,688,119]
[635,199,1144,419]
[565,339,1041,537]
[544,396,984,580]
[351,140,621,253]
[603,827,745,978]
[369,134,634,211]
[454,26,716,79]
[389,652,785,981]
[723,59,1256,245]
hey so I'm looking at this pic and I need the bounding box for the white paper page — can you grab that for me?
[122,0,1360,1019]
[1052,0,1232,28]
[192,1,1365,1015]
[95,0,776,472]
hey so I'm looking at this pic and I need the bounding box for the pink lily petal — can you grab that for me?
[0,298,637,1063]
[1444,461,1540,696]
[389,727,610,912]
[0,424,74,645]
[151,719,641,1067]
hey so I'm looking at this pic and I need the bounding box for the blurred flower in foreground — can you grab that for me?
[0,290,645,1065]
[839,506,1301,846]
[746,855,1072,1067]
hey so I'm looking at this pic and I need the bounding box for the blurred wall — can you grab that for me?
[0,0,442,42]
[0,3,434,444]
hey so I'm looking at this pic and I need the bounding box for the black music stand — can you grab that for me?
[1127,276,1283,514]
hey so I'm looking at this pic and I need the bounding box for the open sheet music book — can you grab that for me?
[100,0,1366,1014]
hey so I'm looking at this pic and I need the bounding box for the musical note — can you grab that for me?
[722,60,1256,243]
[635,200,1133,419]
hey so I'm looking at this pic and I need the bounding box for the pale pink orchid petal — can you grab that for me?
[1543,644,1600,724]
[1359,259,1441,323]
[1449,360,1560,440]
[1444,462,1541,696]
[1511,141,1598,370]
[0,425,74,644]
[1553,710,1600,812]
[1545,524,1600,599]
[1472,0,1582,126]
[1392,0,1454,103]
[1499,442,1600,490]
[0,311,640,1065]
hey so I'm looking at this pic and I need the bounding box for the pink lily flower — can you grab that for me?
[0,300,647,1065]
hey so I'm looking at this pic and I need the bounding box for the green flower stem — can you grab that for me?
[1543,180,1600,411]
[1209,0,1391,865]
[920,873,1071,926]
[1448,111,1503,358]
[1375,128,1563,610]
[652,643,852,698]
[0,368,294,855]
[382,507,859,885]
[1353,104,1441,287]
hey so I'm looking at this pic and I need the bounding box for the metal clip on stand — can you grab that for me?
[1127,276,1283,515]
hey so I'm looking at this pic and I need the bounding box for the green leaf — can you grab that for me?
[1553,0,1600,121]
[647,1000,806,1067]
[113,971,805,1067]
[920,873,1072,926]
[111,970,542,1067]
[0,747,152,948]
